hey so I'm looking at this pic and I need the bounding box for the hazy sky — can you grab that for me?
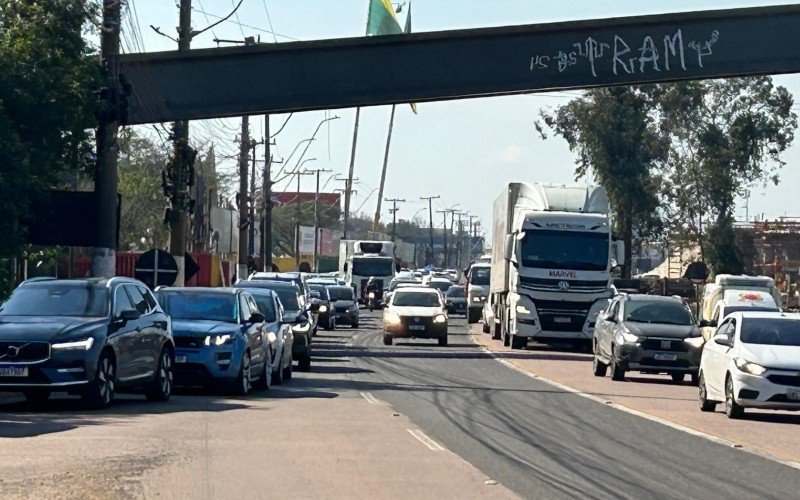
[127,0,800,241]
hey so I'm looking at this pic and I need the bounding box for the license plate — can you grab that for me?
[654,353,678,362]
[0,365,28,377]
[175,355,188,364]
[788,389,800,401]
[660,340,672,349]
[408,325,425,331]
[554,317,571,324]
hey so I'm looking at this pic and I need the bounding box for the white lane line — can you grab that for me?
[471,334,800,471]
[361,391,381,405]
[407,429,446,451]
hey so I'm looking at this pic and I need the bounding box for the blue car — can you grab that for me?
[155,288,272,395]
[235,287,294,384]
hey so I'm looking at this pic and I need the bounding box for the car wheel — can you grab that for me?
[610,351,625,382]
[351,320,359,329]
[145,347,173,402]
[510,334,526,350]
[671,373,686,384]
[383,335,393,346]
[690,372,700,386]
[492,321,501,341]
[482,319,490,334]
[234,353,252,396]
[83,351,116,409]
[23,389,51,404]
[329,318,336,330]
[725,375,744,419]
[699,372,717,412]
[467,309,479,324]
[592,349,608,377]
[438,336,448,347]
[255,349,273,390]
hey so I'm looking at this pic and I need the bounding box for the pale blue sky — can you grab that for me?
[127,1,800,240]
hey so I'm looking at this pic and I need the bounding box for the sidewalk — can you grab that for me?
[470,326,800,466]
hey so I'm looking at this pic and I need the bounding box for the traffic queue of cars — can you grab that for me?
[477,273,800,419]
[0,271,363,408]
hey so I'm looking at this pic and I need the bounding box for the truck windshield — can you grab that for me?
[519,230,608,271]
[470,268,490,285]
[352,259,394,277]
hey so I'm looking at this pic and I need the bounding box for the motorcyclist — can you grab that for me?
[365,277,383,309]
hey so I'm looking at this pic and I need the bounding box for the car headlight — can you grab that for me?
[433,314,447,324]
[619,329,640,344]
[515,305,531,315]
[368,292,375,299]
[319,305,328,313]
[292,322,311,333]
[52,337,94,351]
[204,334,233,346]
[735,358,767,376]
[349,304,358,311]
[684,334,705,348]
[384,311,401,325]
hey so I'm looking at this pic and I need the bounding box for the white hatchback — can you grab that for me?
[699,311,800,418]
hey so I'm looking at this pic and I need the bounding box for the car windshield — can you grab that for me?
[393,291,441,307]
[352,258,394,277]
[624,301,693,325]
[740,318,800,346]
[273,289,300,311]
[520,230,608,271]
[724,306,779,316]
[446,287,465,298]
[328,287,355,301]
[309,284,328,297]
[0,283,108,317]
[160,292,237,323]
[248,294,277,323]
[470,268,490,285]
[428,281,451,293]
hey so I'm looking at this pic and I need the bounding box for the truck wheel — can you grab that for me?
[510,334,527,350]
[467,309,479,324]
[492,322,501,340]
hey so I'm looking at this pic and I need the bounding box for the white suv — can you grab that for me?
[699,311,800,418]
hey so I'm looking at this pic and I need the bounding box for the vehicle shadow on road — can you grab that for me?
[0,396,250,439]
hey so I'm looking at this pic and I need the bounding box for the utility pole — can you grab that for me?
[436,210,449,266]
[248,137,264,260]
[344,108,361,240]
[167,0,194,286]
[373,104,397,232]
[420,195,440,266]
[456,212,466,269]
[237,116,250,281]
[467,215,478,264]
[261,115,273,271]
[385,198,406,242]
[92,0,122,278]
[308,167,333,271]
[293,169,314,269]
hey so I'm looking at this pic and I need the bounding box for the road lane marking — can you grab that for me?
[361,391,381,405]
[407,429,446,451]
[471,333,800,471]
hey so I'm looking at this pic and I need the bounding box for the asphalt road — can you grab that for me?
[317,311,800,500]
[2,310,800,499]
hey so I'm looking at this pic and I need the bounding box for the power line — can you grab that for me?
[261,0,279,43]
[190,5,298,40]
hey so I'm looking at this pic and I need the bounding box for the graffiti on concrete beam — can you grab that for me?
[530,29,720,78]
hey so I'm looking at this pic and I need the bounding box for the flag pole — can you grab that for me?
[373,104,397,232]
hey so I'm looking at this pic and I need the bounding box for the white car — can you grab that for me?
[699,311,800,418]
[383,287,449,346]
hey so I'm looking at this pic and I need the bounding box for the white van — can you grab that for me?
[701,275,781,324]
[700,289,781,340]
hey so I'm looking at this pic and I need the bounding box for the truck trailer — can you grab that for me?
[490,183,623,349]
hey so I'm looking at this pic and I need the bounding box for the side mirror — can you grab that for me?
[503,234,515,262]
[117,309,140,322]
[612,240,626,267]
[699,319,717,328]
[713,334,732,347]
[248,312,265,324]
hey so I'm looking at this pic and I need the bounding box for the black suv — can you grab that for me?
[0,278,175,407]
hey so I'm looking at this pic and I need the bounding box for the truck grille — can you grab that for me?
[534,300,591,332]
[0,341,51,363]
[519,276,608,294]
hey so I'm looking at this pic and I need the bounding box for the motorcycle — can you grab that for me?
[367,291,382,311]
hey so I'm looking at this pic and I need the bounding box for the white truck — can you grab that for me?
[466,262,491,324]
[339,240,396,301]
[490,183,623,349]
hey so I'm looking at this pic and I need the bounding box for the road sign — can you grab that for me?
[184,253,199,283]
[135,249,178,289]
[119,5,800,124]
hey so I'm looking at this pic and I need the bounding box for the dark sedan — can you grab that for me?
[593,294,704,384]
[156,288,272,395]
[444,286,468,316]
[0,277,174,408]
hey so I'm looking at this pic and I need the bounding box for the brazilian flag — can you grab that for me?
[366,0,403,36]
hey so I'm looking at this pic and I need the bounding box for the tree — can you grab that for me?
[653,78,797,274]
[540,87,667,277]
[0,0,99,296]
[118,129,171,251]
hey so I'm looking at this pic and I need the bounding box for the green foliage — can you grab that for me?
[541,87,667,278]
[652,77,797,272]
[0,0,99,290]
[118,129,171,250]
